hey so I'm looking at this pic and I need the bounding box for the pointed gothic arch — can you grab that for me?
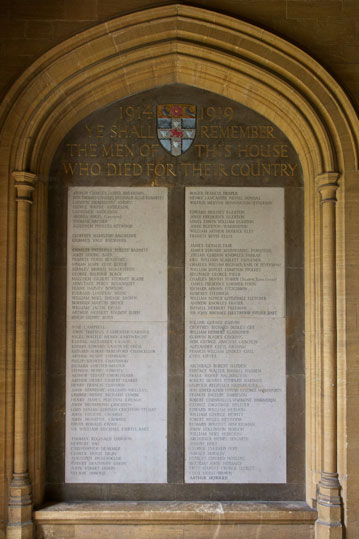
[1,5,358,538]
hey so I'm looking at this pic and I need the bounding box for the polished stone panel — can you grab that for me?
[185,188,286,483]
[66,187,167,483]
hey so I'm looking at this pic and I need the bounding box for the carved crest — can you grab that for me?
[157,104,196,156]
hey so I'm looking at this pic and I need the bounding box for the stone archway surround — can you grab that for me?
[0,5,358,538]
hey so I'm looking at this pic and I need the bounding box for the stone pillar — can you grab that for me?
[315,172,343,539]
[7,172,36,539]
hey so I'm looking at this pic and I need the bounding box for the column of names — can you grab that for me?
[185,187,286,483]
[66,187,167,483]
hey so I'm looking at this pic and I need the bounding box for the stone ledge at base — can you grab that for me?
[34,501,317,538]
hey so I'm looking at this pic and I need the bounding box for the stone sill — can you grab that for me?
[34,501,317,526]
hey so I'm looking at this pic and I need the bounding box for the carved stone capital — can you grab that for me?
[316,172,340,204]
[12,172,36,204]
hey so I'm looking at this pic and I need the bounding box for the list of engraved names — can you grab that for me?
[185,187,286,483]
[66,187,167,483]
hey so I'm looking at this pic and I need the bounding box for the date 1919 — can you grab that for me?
[199,106,234,121]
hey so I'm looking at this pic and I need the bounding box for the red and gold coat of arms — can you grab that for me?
[157,104,196,156]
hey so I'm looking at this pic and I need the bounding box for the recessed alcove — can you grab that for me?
[1,5,358,538]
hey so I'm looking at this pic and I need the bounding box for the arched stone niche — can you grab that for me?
[0,5,358,539]
[46,84,305,502]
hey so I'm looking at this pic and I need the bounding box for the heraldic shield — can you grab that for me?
[157,104,196,156]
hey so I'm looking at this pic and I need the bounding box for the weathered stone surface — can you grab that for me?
[46,85,304,501]
[1,5,358,538]
[35,501,316,538]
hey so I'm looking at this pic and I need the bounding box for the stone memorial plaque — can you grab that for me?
[185,187,286,483]
[66,187,167,483]
[48,85,304,500]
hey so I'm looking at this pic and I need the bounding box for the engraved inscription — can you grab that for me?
[60,104,300,179]
[66,187,168,483]
[47,86,304,499]
[185,187,286,483]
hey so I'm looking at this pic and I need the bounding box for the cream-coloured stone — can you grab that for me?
[185,187,286,484]
[34,502,316,538]
[0,5,358,538]
[6,174,36,539]
[66,187,168,483]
